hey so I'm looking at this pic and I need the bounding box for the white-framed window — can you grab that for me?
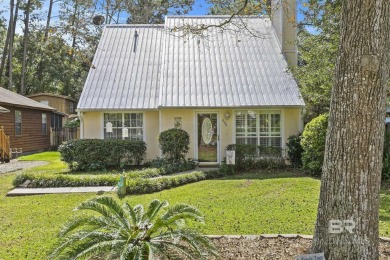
[42,113,47,135]
[235,110,281,147]
[103,113,143,140]
[40,100,49,106]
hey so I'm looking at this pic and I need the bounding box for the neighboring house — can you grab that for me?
[0,87,56,154]
[28,93,77,128]
[78,12,305,164]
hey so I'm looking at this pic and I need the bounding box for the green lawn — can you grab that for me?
[1,152,390,259]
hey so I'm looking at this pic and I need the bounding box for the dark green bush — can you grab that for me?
[225,144,285,171]
[124,169,227,195]
[58,139,147,171]
[383,131,390,180]
[13,172,119,188]
[286,133,304,168]
[301,114,328,175]
[145,158,196,175]
[158,128,190,162]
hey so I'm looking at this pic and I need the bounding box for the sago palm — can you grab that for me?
[49,196,218,259]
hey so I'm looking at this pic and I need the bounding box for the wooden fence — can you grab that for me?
[50,127,79,147]
[0,126,10,162]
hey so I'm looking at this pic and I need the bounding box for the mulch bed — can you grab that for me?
[210,236,390,259]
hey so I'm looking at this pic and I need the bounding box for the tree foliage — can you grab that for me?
[294,1,341,122]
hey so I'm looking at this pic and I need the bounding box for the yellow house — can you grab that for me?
[77,14,305,165]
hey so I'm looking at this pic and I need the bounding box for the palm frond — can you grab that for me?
[123,202,137,226]
[71,240,126,259]
[59,216,111,237]
[50,230,123,259]
[133,204,144,225]
[161,204,204,223]
[140,241,151,260]
[75,199,127,230]
[144,200,169,222]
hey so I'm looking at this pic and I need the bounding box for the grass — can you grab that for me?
[1,152,390,258]
[18,151,68,173]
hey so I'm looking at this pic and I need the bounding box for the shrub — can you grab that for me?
[13,172,119,188]
[286,133,304,168]
[58,139,147,171]
[301,114,328,175]
[225,144,285,171]
[50,197,218,259]
[159,128,190,162]
[145,157,197,175]
[125,171,207,195]
[383,131,390,180]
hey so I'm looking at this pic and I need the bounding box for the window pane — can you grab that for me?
[15,110,22,135]
[42,113,47,134]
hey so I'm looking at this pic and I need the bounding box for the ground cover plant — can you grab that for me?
[3,152,390,259]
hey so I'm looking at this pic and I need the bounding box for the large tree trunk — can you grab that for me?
[0,21,11,84]
[36,0,54,92]
[7,0,20,90]
[312,0,390,259]
[20,0,32,95]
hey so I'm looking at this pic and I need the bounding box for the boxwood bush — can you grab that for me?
[58,139,147,171]
[159,128,190,162]
[225,144,285,171]
[301,114,328,175]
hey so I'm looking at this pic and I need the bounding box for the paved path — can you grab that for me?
[0,160,48,174]
[7,186,117,196]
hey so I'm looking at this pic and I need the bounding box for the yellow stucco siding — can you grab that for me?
[80,108,303,163]
[144,111,160,161]
[81,111,102,139]
[283,108,304,145]
[160,109,196,159]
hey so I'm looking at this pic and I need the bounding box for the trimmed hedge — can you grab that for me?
[13,172,120,188]
[225,144,285,171]
[12,168,162,188]
[145,158,197,175]
[58,139,147,171]
[159,128,190,162]
[125,169,224,195]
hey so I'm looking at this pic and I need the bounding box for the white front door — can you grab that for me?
[196,113,219,163]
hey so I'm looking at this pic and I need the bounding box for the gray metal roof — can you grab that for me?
[78,16,304,110]
[78,24,164,110]
[0,87,55,111]
[160,16,304,108]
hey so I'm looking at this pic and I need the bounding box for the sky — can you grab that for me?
[0,0,315,34]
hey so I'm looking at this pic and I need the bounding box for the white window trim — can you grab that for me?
[101,111,145,142]
[233,109,283,148]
